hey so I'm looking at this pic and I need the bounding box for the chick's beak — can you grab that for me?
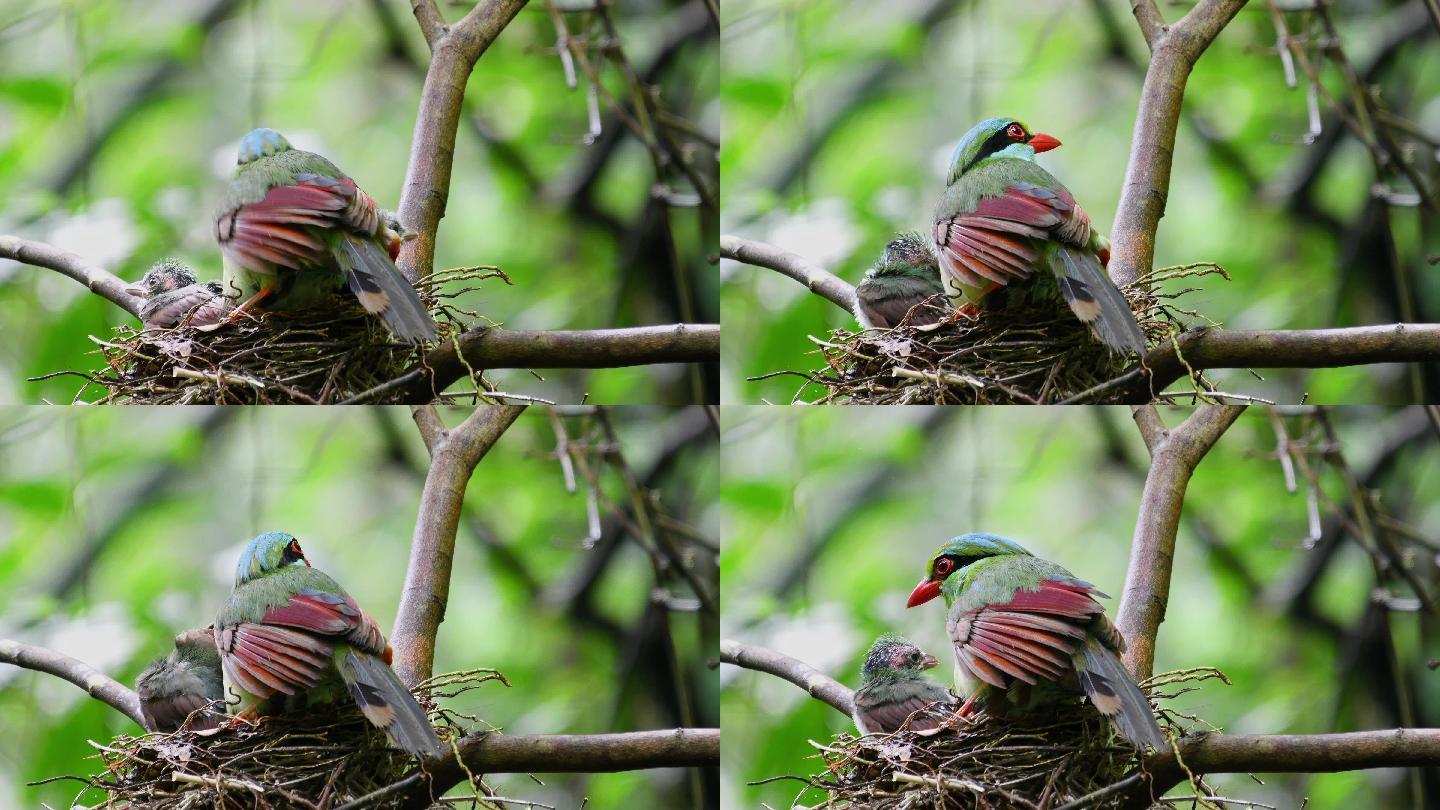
[907,579,941,608]
[125,284,147,298]
[1028,133,1062,153]
[920,653,939,670]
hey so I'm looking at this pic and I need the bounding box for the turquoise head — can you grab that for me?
[237,128,293,166]
[944,117,1061,185]
[234,531,310,586]
[906,533,1032,608]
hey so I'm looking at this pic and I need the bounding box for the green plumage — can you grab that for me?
[854,233,948,328]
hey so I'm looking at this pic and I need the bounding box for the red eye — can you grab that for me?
[934,557,954,576]
[1007,123,1026,140]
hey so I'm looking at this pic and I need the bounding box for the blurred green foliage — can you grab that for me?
[0,405,718,808]
[719,0,1440,404]
[720,405,1439,808]
[0,0,717,404]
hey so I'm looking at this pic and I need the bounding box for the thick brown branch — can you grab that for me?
[391,406,525,686]
[332,727,718,810]
[1123,729,1440,807]
[0,639,144,727]
[1066,324,1440,403]
[1116,405,1244,679]
[720,234,857,314]
[342,324,719,404]
[719,639,854,716]
[397,0,528,282]
[1110,0,1248,287]
[0,235,140,318]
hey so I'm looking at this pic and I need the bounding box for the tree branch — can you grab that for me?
[720,234,857,314]
[0,639,145,728]
[1116,405,1245,679]
[331,727,718,810]
[397,0,529,282]
[391,405,526,686]
[0,235,141,318]
[1124,729,1440,807]
[1065,324,1440,404]
[719,639,854,716]
[341,323,719,404]
[1109,0,1249,288]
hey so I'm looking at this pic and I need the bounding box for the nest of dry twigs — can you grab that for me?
[782,264,1228,405]
[52,266,509,405]
[790,668,1228,810]
[49,668,508,810]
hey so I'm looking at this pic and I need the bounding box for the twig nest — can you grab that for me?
[59,668,509,809]
[56,266,508,404]
[791,668,1228,809]
[790,265,1227,405]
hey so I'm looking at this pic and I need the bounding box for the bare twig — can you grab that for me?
[719,639,854,716]
[0,234,141,317]
[390,405,526,686]
[720,234,857,314]
[342,323,719,404]
[1117,405,1246,679]
[0,639,145,727]
[1128,729,1440,807]
[1067,324,1440,403]
[344,727,719,810]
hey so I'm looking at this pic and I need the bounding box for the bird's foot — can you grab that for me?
[222,711,263,731]
[937,303,981,326]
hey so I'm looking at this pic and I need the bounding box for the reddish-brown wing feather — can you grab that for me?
[949,578,1106,690]
[934,183,1094,291]
[216,174,382,276]
[219,590,387,699]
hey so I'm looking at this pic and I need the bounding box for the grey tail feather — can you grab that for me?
[337,648,443,757]
[333,233,438,344]
[1049,246,1146,355]
[1079,638,1167,751]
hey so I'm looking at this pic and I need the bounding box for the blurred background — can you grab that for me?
[720,405,1439,808]
[718,0,1440,404]
[0,0,718,404]
[0,405,719,808]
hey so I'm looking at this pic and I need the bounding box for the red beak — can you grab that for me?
[1028,133,1061,153]
[907,579,941,608]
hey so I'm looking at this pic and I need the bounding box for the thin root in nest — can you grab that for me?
[781,667,1231,810]
[45,668,510,810]
[51,265,510,405]
[783,264,1229,405]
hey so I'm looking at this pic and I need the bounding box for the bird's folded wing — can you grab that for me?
[952,578,1105,689]
[857,688,954,734]
[220,622,333,698]
[934,182,1092,288]
[261,589,388,656]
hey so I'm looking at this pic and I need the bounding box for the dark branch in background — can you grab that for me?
[43,0,241,198]
[41,410,235,606]
[1117,404,1245,679]
[754,0,965,199]
[0,235,141,318]
[720,234,856,313]
[390,405,525,686]
[1109,0,1249,288]
[0,639,145,727]
[769,408,953,599]
[1065,324,1440,404]
[341,323,719,404]
[720,639,854,716]
[396,0,529,282]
